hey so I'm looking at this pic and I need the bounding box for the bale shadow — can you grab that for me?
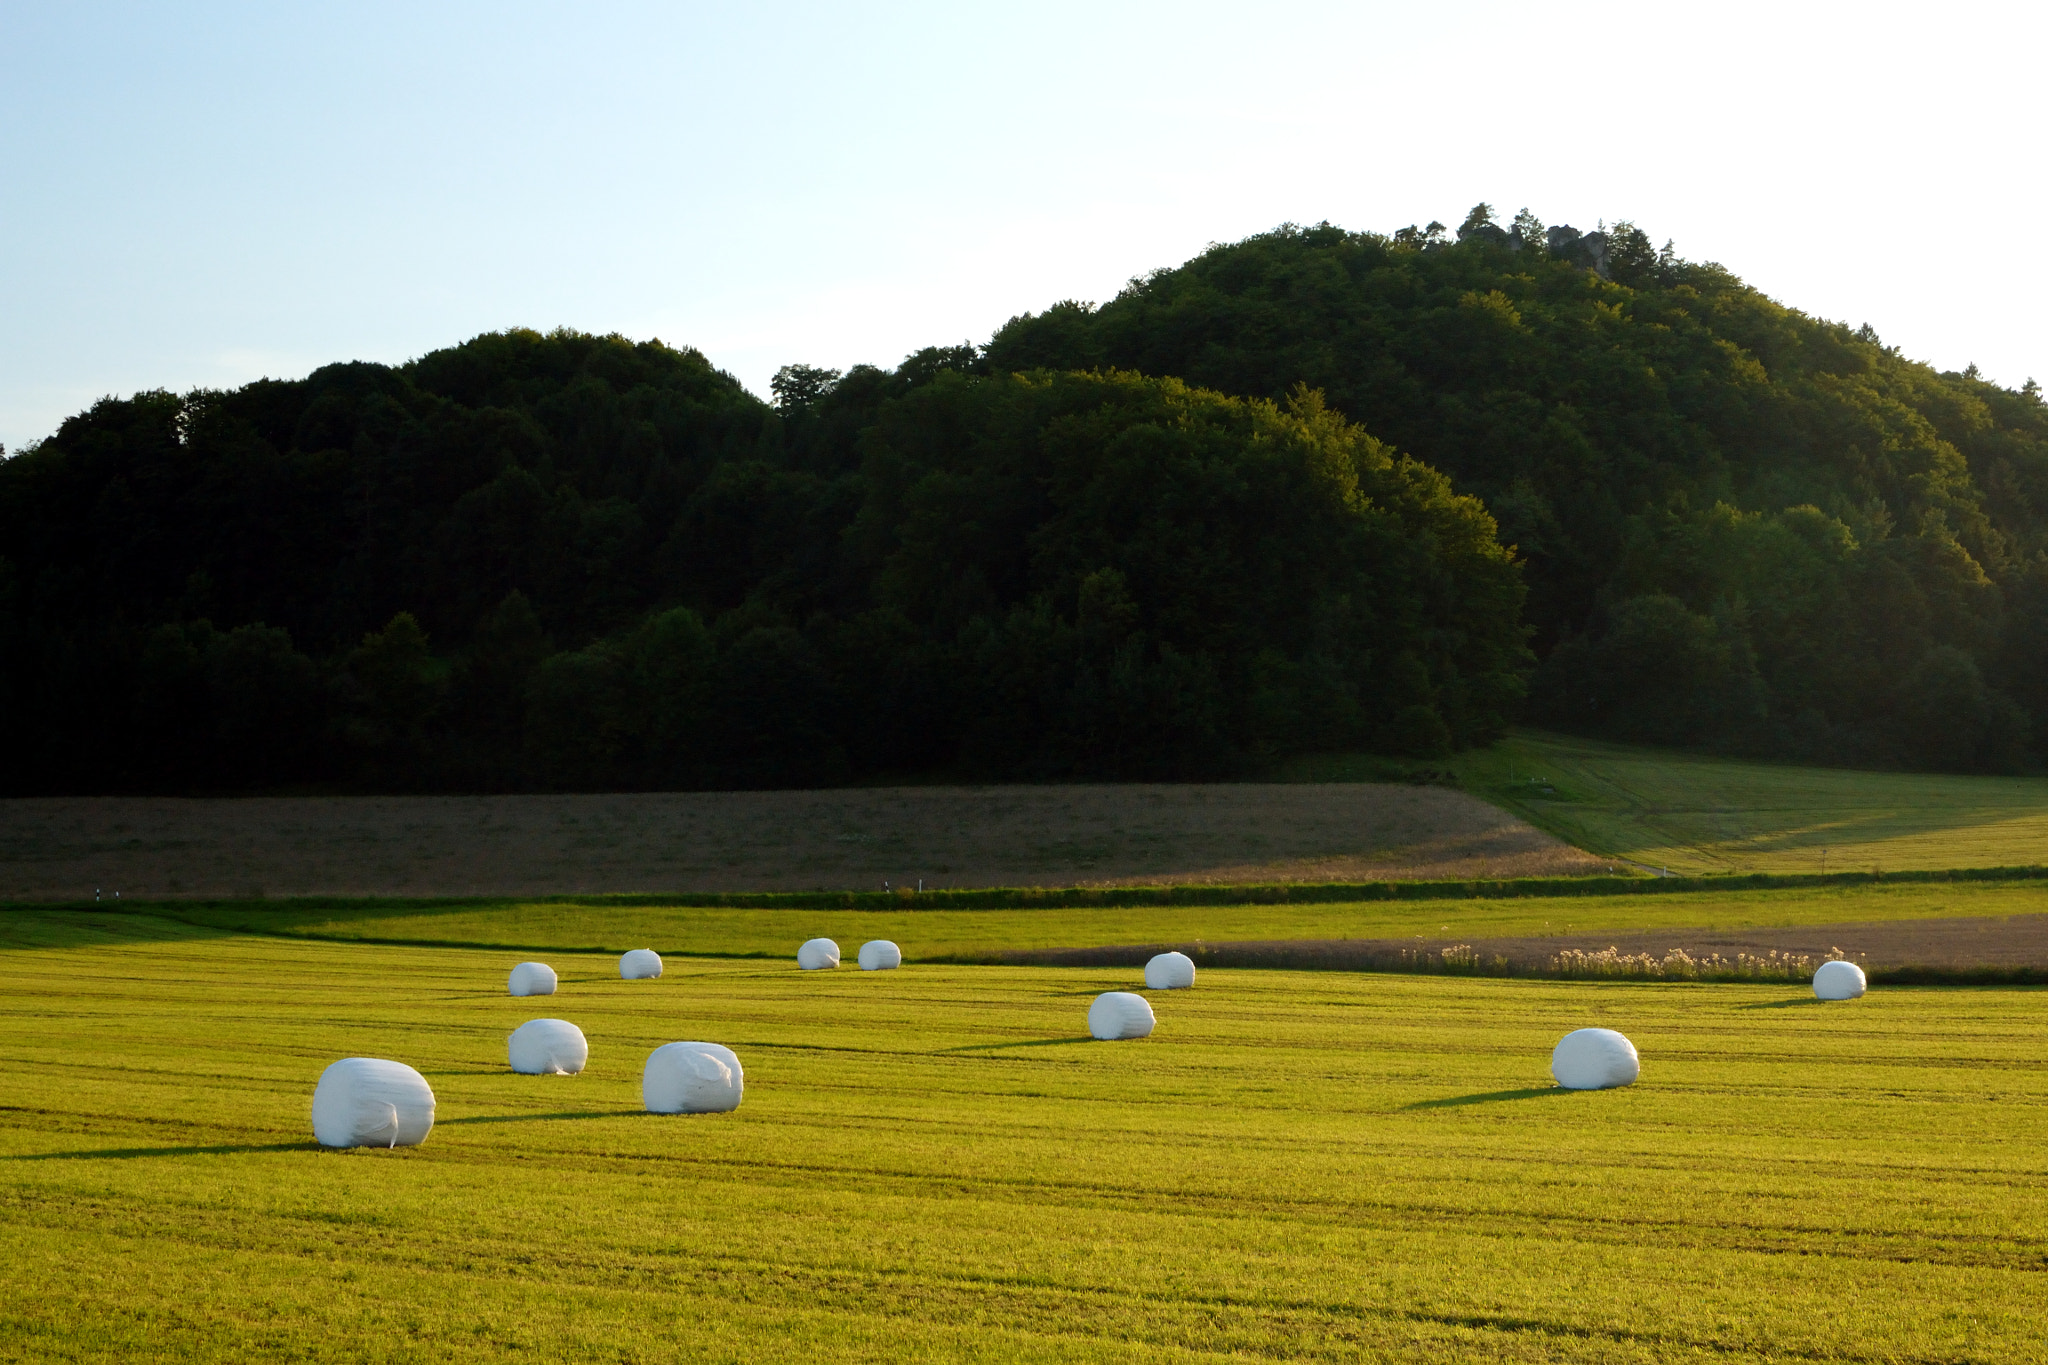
[6,1140,314,1161]
[437,1110,635,1126]
[1405,1087,1571,1110]
[1736,997,1825,1010]
[942,1037,1098,1052]
[422,1067,518,1076]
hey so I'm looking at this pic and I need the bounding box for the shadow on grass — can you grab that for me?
[6,1140,314,1161]
[1405,1087,1572,1110]
[1736,997,1825,1010]
[422,1068,518,1077]
[943,1036,1098,1052]
[0,909,239,951]
[438,1110,637,1126]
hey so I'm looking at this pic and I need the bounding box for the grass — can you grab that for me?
[1452,729,2048,875]
[81,876,2048,961]
[2,915,2045,1361]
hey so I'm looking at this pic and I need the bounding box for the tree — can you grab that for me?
[980,217,2048,769]
[771,364,842,413]
[341,613,447,782]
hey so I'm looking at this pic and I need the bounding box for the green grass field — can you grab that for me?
[2,912,2044,1362]
[114,876,2048,961]
[1451,730,2048,875]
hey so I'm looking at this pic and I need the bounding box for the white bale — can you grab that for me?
[1813,959,1867,1001]
[857,939,902,971]
[619,948,663,979]
[643,1042,744,1114]
[1088,991,1156,1041]
[1144,951,1196,990]
[507,1018,588,1075]
[311,1058,436,1148]
[507,961,557,996]
[1550,1028,1640,1090]
[797,938,841,971]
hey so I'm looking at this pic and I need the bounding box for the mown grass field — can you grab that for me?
[136,876,2048,960]
[1449,730,2048,875]
[2,912,2044,1362]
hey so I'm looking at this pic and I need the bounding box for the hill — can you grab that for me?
[984,208,2048,770]
[0,333,1521,792]
[16,209,2048,792]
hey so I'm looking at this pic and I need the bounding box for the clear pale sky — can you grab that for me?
[3,1,2040,453]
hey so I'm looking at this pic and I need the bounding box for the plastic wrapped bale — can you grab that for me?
[1813,959,1867,1001]
[1550,1028,1640,1090]
[507,961,557,996]
[619,949,663,980]
[797,938,841,971]
[1144,951,1196,990]
[1088,991,1156,1040]
[311,1058,437,1148]
[857,940,902,971]
[643,1042,744,1114]
[508,1019,588,1075]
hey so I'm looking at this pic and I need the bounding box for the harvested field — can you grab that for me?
[4,922,2046,1362]
[0,783,1604,901]
[991,910,2048,980]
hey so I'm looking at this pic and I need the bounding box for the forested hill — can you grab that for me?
[0,331,1523,793]
[985,208,2048,771]
[12,209,2048,795]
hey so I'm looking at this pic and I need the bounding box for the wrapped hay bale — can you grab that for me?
[1550,1028,1640,1090]
[1088,991,1156,1041]
[1144,951,1196,990]
[311,1058,436,1148]
[507,961,557,996]
[643,1042,744,1114]
[1813,959,1867,1001]
[508,1019,588,1075]
[619,949,663,980]
[857,940,902,971]
[797,938,841,971]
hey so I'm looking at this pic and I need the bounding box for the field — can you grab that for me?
[16,731,2048,905]
[3,912,2045,1362]
[138,876,2048,971]
[11,739,2048,1359]
[0,783,1600,902]
[1454,730,2048,875]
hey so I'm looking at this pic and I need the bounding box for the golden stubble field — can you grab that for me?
[0,783,1604,901]
[2,918,2044,1363]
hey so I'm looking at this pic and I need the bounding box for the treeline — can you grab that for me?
[11,205,2048,793]
[0,332,1522,792]
[985,207,2048,770]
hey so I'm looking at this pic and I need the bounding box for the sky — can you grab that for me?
[2,0,2041,452]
